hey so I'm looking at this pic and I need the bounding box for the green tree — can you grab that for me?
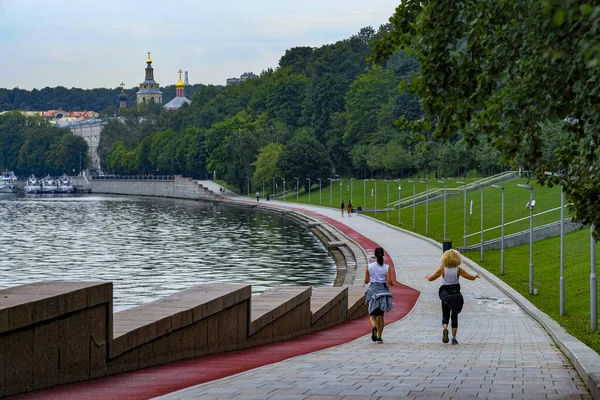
[371,0,600,232]
[252,142,284,194]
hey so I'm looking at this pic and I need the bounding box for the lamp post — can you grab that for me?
[282,178,286,200]
[438,180,447,241]
[420,179,429,235]
[339,178,343,205]
[408,179,415,229]
[491,184,505,275]
[370,179,377,217]
[262,177,265,199]
[306,178,311,204]
[350,178,355,203]
[271,176,275,197]
[246,176,249,197]
[518,183,535,295]
[363,179,368,213]
[457,181,467,248]
[328,178,333,206]
[394,179,401,226]
[545,171,565,314]
[384,179,390,221]
[295,177,299,202]
[480,185,484,262]
[591,225,597,330]
[317,178,321,204]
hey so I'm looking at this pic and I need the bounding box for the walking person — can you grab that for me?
[347,200,353,217]
[340,200,345,217]
[425,249,479,344]
[256,191,260,202]
[364,247,394,343]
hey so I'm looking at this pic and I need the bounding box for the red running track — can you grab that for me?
[12,210,420,400]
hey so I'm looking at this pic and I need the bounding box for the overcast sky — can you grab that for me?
[0,0,398,90]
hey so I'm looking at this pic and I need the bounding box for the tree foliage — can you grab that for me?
[371,0,600,233]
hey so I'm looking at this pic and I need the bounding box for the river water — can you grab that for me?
[0,194,336,310]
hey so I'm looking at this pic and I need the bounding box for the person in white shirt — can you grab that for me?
[364,247,394,343]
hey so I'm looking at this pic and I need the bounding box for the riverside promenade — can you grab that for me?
[11,182,596,400]
[153,182,594,400]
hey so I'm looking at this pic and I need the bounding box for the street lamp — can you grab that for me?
[282,178,286,200]
[407,179,415,229]
[394,179,401,226]
[420,179,429,235]
[518,183,535,295]
[438,180,447,241]
[271,176,275,197]
[480,185,484,262]
[328,178,333,206]
[370,179,377,217]
[295,177,299,202]
[350,178,355,203]
[457,181,467,248]
[317,178,321,204]
[262,177,265,199]
[246,176,249,197]
[363,179,368,213]
[384,179,390,221]
[306,178,311,204]
[545,171,565,315]
[491,184,505,275]
[339,178,343,205]
[591,225,597,330]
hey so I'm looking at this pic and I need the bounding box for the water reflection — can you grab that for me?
[0,195,336,309]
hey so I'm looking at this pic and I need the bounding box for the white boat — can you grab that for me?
[41,175,58,193]
[24,175,42,194]
[0,170,18,193]
[56,174,74,193]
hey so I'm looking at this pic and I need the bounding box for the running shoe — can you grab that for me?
[442,328,449,343]
[451,338,458,345]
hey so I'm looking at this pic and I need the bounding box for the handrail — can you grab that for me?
[464,204,572,239]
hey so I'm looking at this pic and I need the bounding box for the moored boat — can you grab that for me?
[41,175,58,193]
[0,170,18,193]
[24,175,42,194]
[56,174,74,193]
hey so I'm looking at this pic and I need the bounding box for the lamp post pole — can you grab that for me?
[438,180,447,241]
[370,179,377,217]
[457,181,467,248]
[363,179,367,213]
[328,178,333,206]
[262,177,265,199]
[492,185,505,275]
[317,178,321,204]
[306,178,311,204]
[394,179,401,226]
[591,225,597,330]
[384,179,390,221]
[271,177,275,197]
[545,171,565,314]
[350,178,355,203]
[282,178,286,200]
[420,179,429,235]
[295,177,299,202]
[480,185,484,262]
[339,178,343,205]
[518,184,535,295]
[408,179,415,229]
[246,176,249,197]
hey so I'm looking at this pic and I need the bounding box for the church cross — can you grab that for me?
[119,82,125,92]
[178,69,183,80]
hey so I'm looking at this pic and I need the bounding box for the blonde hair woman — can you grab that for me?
[425,249,479,344]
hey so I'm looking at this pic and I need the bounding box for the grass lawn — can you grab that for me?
[252,175,598,354]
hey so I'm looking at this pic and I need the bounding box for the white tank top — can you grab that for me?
[442,267,460,285]
[368,262,389,283]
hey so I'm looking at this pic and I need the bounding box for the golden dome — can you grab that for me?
[176,78,185,88]
[146,52,152,63]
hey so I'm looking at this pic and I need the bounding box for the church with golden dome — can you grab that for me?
[136,52,162,104]
[164,69,192,111]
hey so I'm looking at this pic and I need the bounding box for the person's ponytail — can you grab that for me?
[374,247,384,266]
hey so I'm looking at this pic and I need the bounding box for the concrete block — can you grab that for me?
[8,302,33,331]
[0,333,4,397]
[193,317,209,357]
[33,320,59,390]
[121,348,139,373]
[58,310,90,384]
[86,282,113,308]
[88,305,108,379]
[3,330,33,397]
[137,342,154,369]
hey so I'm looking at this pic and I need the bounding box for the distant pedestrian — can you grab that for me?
[347,200,353,217]
[425,249,479,345]
[364,247,394,343]
[256,191,260,201]
[340,200,345,217]
[266,194,270,201]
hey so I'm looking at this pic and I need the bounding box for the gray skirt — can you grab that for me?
[365,282,394,315]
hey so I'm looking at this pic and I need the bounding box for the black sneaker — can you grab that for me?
[371,327,377,342]
[451,338,458,345]
[442,328,449,344]
[376,337,383,344]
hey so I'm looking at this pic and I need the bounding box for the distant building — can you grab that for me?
[118,82,128,109]
[164,69,191,111]
[0,109,99,121]
[226,71,258,86]
[136,52,162,105]
[56,118,104,170]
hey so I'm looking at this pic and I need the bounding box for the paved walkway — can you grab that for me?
[155,183,592,399]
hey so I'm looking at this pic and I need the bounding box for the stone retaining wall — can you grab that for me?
[90,176,219,201]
